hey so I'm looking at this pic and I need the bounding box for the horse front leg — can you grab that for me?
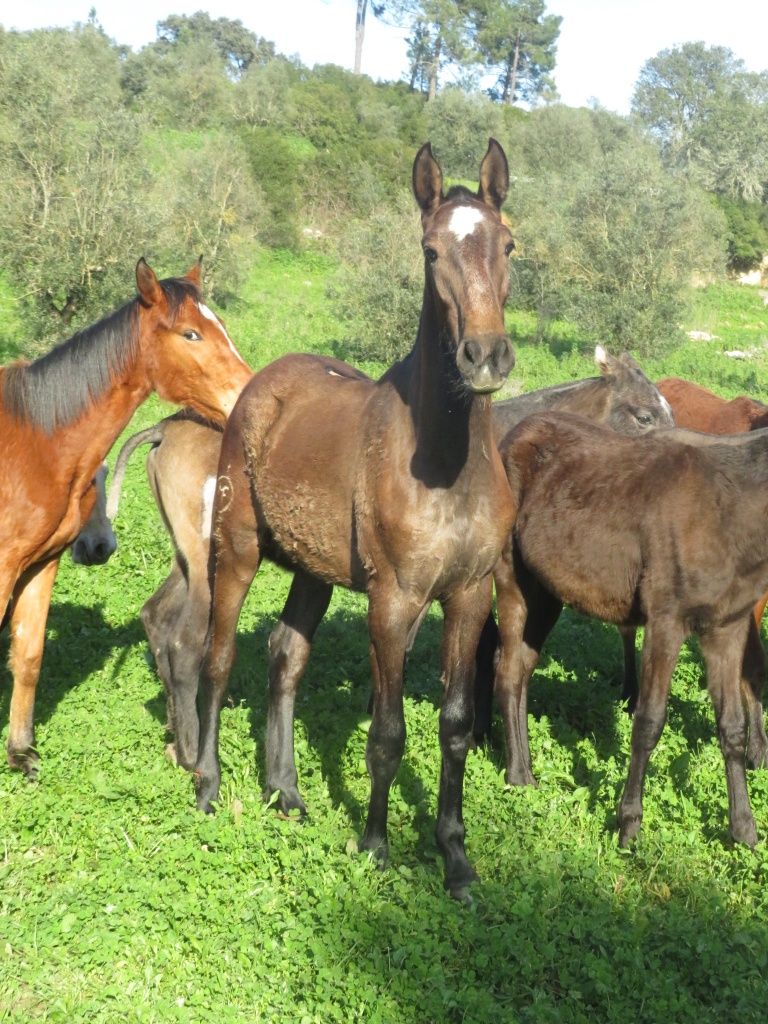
[265,570,333,815]
[618,620,684,847]
[437,576,499,900]
[701,618,758,847]
[494,546,561,787]
[358,584,423,868]
[6,558,60,779]
[472,610,500,746]
[618,625,639,712]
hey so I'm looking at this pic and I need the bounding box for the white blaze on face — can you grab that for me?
[448,205,485,242]
[201,476,217,540]
[199,303,248,365]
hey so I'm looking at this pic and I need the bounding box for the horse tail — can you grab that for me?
[106,423,166,520]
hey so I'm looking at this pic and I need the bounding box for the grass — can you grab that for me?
[2,253,768,1022]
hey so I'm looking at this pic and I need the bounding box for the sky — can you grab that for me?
[3,0,768,115]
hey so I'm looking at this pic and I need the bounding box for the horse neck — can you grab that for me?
[548,377,607,417]
[404,289,494,487]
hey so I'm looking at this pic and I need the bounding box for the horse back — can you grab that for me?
[659,377,768,433]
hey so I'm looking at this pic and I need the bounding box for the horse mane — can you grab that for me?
[2,277,198,435]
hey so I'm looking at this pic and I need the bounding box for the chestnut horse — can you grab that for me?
[193,140,516,899]
[0,259,252,778]
[617,377,768,767]
[492,411,768,848]
[105,345,672,763]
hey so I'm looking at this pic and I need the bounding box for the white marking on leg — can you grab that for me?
[201,476,217,540]
[448,206,485,241]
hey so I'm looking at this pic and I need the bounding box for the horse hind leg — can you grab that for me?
[6,558,60,779]
[701,619,758,848]
[266,570,333,815]
[140,563,187,733]
[741,612,768,770]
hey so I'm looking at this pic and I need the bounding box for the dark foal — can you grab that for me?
[473,347,675,742]
[617,377,768,766]
[492,411,768,848]
[194,140,517,898]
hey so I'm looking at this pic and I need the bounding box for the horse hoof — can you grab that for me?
[7,748,40,780]
[357,835,389,866]
[618,817,641,848]
[505,768,538,788]
[732,818,758,849]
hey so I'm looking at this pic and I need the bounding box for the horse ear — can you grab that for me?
[135,258,164,306]
[185,257,203,288]
[412,142,443,215]
[594,344,619,377]
[478,138,509,211]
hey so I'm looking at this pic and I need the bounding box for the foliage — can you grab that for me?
[3,254,768,1021]
[472,0,561,105]
[425,88,504,176]
[506,107,727,356]
[329,190,424,363]
[632,43,768,204]
[715,195,768,273]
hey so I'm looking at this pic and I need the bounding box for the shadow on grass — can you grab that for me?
[0,599,145,741]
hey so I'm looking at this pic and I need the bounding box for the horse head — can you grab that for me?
[412,139,515,394]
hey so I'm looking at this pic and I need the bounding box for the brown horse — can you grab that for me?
[106,410,225,761]
[193,140,516,899]
[492,411,768,848]
[106,344,672,763]
[617,377,768,766]
[0,259,252,778]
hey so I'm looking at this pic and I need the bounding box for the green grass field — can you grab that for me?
[2,253,768,1022]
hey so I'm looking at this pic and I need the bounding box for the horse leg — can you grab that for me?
[265,570,333,815]
[358,583,424,867]
[472,610,500,746]
[6,558,60,778]
[618,620,684,847]
[140,563,186,734]
[618,625,639,712]
[701,620,758,847]
[435,576,498,899]
[165,578,213,771]
[741,612,768,770]
[494,548,562,787]
[195,509,261,814]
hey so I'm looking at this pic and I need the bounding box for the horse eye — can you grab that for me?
[636,412,652,426]
[182,329,202,342]
[504,241,516,257]
[424,246,438,264]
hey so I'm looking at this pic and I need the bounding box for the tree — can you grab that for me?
[632,43,768,202]
[156,12,273,79]
[473,0,560,105]
[355,0,386,75]
[387,0,476,99]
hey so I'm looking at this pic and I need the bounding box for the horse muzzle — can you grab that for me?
[457,335,515,394]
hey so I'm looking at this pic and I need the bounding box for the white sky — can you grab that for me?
[3,0,768,115]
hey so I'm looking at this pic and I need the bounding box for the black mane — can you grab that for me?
[2,278,198,435]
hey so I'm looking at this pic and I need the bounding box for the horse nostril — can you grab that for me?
[461,340,482,367]
[493,337,515,374]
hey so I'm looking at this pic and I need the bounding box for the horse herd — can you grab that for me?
[2,139,768,899]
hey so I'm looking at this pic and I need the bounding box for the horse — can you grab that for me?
[0,258,252,778]
[191,139,516,899]
[616,377,768,765]
[105,344,672,762]
[492,346,674,441]
[105,410,225,759]
[491,410,768,848]
[473,348,675,742]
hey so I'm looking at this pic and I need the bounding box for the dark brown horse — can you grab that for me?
[492,410,768,848]
[194,140,516,899]
[617,377,768,766]
[0,259,252,778]
[492,346,674,441]
[473,348,674,742]
[106,344,672,762]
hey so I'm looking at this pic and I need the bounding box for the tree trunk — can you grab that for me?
[427,34,441,101]
[355,0,368,74]
[505,30,522,105]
